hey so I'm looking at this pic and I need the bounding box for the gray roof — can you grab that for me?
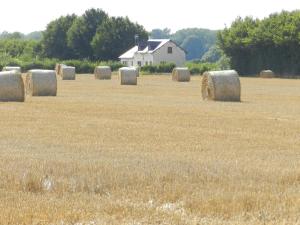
[119,39,171,59]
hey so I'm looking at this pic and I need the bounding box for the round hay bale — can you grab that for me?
[119,67,137,85]
[26,70,57,96]
[94,66,112,80]
[55,64,60,75]
[0,71,25,102]
[55,64,61,75]
[260,70,274,78]
[3,66,21,73]
[130,66,139,77]
[172,67,190,82]
[202,70,241,102]
[60,66,76,80]
[55,64,66,76]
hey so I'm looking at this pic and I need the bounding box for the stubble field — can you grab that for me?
[0,74,299,224]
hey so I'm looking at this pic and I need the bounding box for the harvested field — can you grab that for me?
[0,74,300,224]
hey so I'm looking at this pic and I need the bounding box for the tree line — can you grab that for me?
[0,13,219,62]
[218,10,300,75]
[42,9,148,60]
[0,8,148,61]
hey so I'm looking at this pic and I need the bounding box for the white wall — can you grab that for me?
[152,41,186,66]
[121,59,134,67]
[133,53,153,67]
[120,41,186,67]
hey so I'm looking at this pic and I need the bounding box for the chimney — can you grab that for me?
[135,35,139,46]
[135,35,148,51]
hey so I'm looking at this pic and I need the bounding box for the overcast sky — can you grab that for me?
[1,0,299,34]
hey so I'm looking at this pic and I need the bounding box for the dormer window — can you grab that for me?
[168,47,173,54]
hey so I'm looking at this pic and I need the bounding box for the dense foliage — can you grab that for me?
[0,31,42,40]
[0,39,40,58]
[185,61,218,75]
[41,9,148,60]
[42,14,77,59]
[91,17,148,60]
[67,9,108,59]
[218,10,300,75]
[140,61,220,75]
[140,63,176,74]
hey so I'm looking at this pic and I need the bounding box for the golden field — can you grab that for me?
[0,74,299,224]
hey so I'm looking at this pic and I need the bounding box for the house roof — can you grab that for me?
[119,46,138,59]
[119,39,180,59]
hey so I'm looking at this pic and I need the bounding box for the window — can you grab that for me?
[149,61,152,65]
[138,61,142,66]
[145,61,148,66]
[122,61,126,65]
[168,47,173,54]
[160,61,166,64]
[131,61,133,66]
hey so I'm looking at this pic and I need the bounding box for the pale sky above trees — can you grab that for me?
[1,0,299,33]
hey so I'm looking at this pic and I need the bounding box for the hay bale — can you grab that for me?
[119,67,137,85]
[60,66,76,80]
[136,68,140,77]
[26,70,57,96]
[260,70,275,78]
[94,66,112,80]
[55,64,61,75]
[3,66,21,73]
[0,71,25,102]
[202,70,241,101]
[172,67,190,82]
[55,64,66,76]
[55,64,60,75]
[130,67,139,77]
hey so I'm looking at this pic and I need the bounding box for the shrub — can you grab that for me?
[141,63,176,74]
[185,61,219,75]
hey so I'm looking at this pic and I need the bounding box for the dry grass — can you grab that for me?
[0,74,300,224]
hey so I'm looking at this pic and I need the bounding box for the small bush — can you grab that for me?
[185,61,219,75]
[141,63,176,74]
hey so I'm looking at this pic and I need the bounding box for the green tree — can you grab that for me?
[218,11,300,75]
[201,45,223,62]
[0,31,24,39]
[42,14,77,59]
[171,28,217,60]
[181,35,206,60]
[25,31,43,40]
[150,28,171,39]
[0,39,41,59]
[67,8,108,59]
[92,17,148,60]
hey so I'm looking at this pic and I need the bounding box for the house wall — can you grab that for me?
[120,41,186,67]
[133,53,153,67]
[121,59,134,67]
[152,41,186,66]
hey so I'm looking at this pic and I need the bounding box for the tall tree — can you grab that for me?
[42,14,77,59]
[92,17,148,60]
[181,35,206,60]
[67,8,108,59]
[150,28,171,39]
[0,31,24,39]
[218,11,300,75]
[171,28,217,60]
[25,31,43,41]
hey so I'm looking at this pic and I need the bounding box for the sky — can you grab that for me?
[1,0,300,34]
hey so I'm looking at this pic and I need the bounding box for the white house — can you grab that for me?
[119,39,186,67]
